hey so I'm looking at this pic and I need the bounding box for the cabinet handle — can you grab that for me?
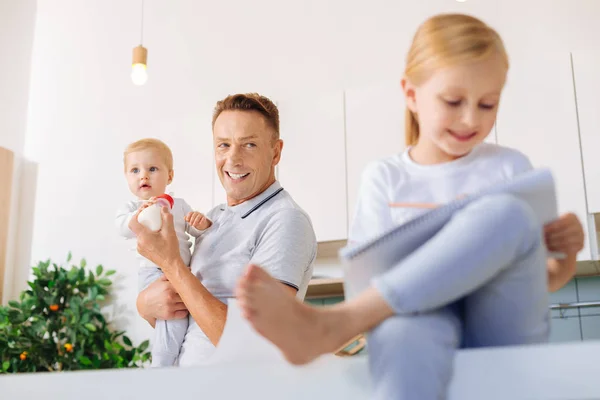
[550,301,600,310]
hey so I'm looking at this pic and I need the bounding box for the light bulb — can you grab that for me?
[131,63,148,85]
[131,45,148,86]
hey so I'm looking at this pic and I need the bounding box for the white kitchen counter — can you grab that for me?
[3,341,600,399]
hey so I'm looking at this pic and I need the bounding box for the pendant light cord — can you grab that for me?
[140,0,145,45]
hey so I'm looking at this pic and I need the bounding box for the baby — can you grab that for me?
[115,138,211,367]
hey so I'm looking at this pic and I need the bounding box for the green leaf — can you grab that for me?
[122,336,132,346]
[67,267,79,281]
[79,355,92,365]
[40,260,50,274]
[48,280,55,289]
[2,361,9,371]
[96,265,103,276]
[97,279,112,286]
[84,323,97,332]
[70,296,81,311]
[80,258,87,268]
[96,294,105,302]
[66,252,72,262]
[7,309,24,324]
[8,300,20,309]
[139,340,150,352]
[105,270,116,277]
[80,313,90,325]
[57,269,66,281]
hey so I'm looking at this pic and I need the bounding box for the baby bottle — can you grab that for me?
[137,194,174,232]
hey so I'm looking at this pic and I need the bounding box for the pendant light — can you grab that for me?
[132,0,148,85]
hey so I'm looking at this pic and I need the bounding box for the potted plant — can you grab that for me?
[0,253,150,372]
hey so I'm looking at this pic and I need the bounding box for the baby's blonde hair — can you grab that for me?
[123,138,173,171]
[404,13,509,146]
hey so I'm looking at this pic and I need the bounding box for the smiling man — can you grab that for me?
[132,93,317,366]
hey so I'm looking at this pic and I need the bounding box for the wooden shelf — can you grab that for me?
[306,277,344,299]
[0,146,14,303]
[316,239,347,258]
[307,240,348,299]
[576,260,600,277]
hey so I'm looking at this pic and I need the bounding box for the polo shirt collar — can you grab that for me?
[227,181,284,219]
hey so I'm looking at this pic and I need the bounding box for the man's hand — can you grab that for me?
[137,275,189,325]
[137,197,157,212]
[185,211,212,231]
[129,205,182,273]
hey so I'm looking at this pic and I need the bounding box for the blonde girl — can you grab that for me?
[236,13,585,399]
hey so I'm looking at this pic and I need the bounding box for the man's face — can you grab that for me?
[213,110,283,206]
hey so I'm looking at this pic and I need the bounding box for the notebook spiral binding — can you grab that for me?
[342,195,471,260]
[340,167,556,261]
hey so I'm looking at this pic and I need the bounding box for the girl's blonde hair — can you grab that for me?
[123,138,173,171]
[404,14,509,146]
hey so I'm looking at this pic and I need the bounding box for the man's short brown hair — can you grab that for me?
[212,93,280,141]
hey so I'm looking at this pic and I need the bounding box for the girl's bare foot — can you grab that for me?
[236,265,352,365]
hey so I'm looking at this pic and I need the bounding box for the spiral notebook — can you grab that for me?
[340,168,558,300]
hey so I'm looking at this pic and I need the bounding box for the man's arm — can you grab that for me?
[166,260,297,344]
[130,206,296,345]
[136,275,189,328]
[174,207,312,344]
[128,206,227,344]
[167,260,228,344]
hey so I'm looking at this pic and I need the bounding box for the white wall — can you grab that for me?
[0,0,37,303]
[20,0,600,344]
[0,0,36,155]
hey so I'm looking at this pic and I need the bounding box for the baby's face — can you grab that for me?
[124,149,172,200]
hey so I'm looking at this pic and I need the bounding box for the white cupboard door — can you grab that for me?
[572,52,600,214]
[496,52,592,260]
[278,91,347,242]
[345,81,406,231]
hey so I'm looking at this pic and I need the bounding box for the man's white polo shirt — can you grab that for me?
[177,181,317,366]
